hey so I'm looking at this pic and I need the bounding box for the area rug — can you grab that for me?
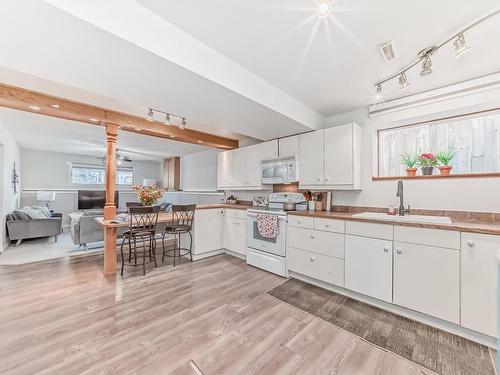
[268,278,495,375]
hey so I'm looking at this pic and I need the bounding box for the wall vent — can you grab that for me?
[378,40,398,62]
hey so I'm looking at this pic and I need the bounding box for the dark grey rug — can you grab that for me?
[268,278,495,375]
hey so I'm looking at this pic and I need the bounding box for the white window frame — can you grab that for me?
[68,162,135,186]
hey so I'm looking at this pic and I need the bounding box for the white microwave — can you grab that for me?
[261,157,298,184]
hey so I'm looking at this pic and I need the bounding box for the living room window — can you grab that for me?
[377,109,500,177]
[71,164,134,185]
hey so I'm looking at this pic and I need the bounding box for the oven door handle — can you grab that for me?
[246,212,287,220]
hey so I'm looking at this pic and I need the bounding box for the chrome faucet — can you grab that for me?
[396,179,411,216]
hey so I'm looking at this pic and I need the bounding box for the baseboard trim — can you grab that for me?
[290,271,496,349]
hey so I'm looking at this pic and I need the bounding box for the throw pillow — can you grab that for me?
[33,206,51,218]
[23,207,49,219]
[12,210,30,220]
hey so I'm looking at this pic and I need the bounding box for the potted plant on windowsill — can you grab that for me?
[417,153,438,176]
[400,153,418,177]
[436,150,456,176]
[132,185,165,206]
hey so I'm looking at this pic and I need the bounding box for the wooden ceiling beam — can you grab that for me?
[0,83,238,150]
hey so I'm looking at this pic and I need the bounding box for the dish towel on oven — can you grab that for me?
[256,213,280,239]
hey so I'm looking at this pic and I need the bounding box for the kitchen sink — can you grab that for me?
[352,212,452,225]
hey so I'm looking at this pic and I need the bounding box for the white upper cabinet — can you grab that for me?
[299,123,362,190]
[278,135,299,158]
[260,139,279,160]
[217,140,278,190]
[299,130,324,186]
[217,151,234,188]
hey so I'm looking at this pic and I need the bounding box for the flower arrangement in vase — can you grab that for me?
[131,185,165,206]
[400,153,418,177]
[417,153,438,175]
[436,150,456,176]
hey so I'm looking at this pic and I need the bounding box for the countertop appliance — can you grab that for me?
[261,156,298,184]
[246,193,305,277]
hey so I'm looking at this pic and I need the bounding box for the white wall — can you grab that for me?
[19,149,163,226]
[325,87,500,213]
[0,126,22,251]
[21,149,162,190]
[180,149,220,191]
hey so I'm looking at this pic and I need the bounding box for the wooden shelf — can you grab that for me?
[372,172,500,181]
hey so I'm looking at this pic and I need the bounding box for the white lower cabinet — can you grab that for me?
[393,241,460,324]
[288,247,344,286]
[222,216,246,256]
[345,235,393,302]
[287,226,344,259]
[461,233,499,337]
[190,209,223,255]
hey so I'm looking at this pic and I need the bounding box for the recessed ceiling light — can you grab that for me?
[197,140,203,143]
[50,104,60,109]
[315,0,332,18]
[89,118,99,123]
[28,105,41,111]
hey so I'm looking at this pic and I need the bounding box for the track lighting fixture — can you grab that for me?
[147,108,154,121]
[398,72,409,89]
[373,9,499,100]
[145,108,188,129]
[454,33,471,58]
[420,55,433,76]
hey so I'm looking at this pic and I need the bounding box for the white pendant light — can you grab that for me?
[398,72,409,89]
[454,33,471,58]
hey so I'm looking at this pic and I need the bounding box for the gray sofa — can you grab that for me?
[6,212,63,246]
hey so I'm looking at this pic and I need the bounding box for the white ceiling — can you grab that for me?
[0,0,499,146]
[0,108,209,161]
[137,0,500,116]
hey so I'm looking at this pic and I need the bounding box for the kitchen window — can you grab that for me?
[71,164,134,185]
[377,110,500,178]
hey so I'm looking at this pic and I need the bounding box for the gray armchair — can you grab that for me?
[6,213,63,246]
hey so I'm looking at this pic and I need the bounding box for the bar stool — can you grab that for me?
[162,204,196,266]
[120,205,160,276]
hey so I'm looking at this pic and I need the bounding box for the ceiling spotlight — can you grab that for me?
[454,33,471,58]
[164,113,171,125]
[50,104,60,109]
[398,72,409,89]
[374,84,382,101]
[28,105,41,111]
[89,118,99,123]
[179,118,187,129]
[147,108,154,121]
[420,55,433,76]
[315,0,332,18]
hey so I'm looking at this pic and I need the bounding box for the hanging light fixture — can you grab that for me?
[398,72,409,89]
[164,113,171,124]
[179,118,187,129]
[420,55,433,76]
[453,33,471,58]
[147,108,154,121]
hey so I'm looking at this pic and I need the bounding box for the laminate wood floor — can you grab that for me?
[0,253,437,375]
[269,278,496,375]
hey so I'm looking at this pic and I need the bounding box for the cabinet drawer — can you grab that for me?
[345,221,393,240]
[288,227,344,259]
[288,247,344,287]
[394,226,460,249]
[288,215,314,229]
[224,209,247,219]
[314,218,345,233]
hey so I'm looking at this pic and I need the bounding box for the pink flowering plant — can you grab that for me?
[417,153,438,168]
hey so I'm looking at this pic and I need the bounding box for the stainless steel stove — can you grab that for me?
[246,193,305,276]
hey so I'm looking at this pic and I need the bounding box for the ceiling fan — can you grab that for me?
[97,149,133,165]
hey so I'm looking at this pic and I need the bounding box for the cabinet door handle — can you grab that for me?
[396,249,402,254]
[325,177,330,181]
[297,221,301,224]
[325,224,330,228]
[310,257,315,262]
[467,240,475,247]
[383,246,389,252]
[310,235,315,239]
[317,177,322,182]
